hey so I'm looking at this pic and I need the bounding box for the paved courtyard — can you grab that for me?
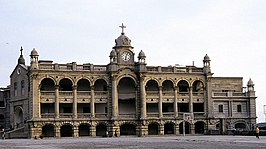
[1,135,266,149]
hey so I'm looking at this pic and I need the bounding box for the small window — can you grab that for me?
[14,82,18,96]
[0,101,4,107]
[21,80,25,95]
[0,114,4,122]
[237,105,242,112]
[218,105,223,113]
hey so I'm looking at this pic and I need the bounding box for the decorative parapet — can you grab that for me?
[38,61,107,72]
[146,66,203,73]
[212,91,247,97]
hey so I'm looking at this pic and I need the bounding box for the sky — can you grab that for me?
[0,0,265,122]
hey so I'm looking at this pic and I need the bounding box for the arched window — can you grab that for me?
[14,82,17,96]
[21,80,25,95]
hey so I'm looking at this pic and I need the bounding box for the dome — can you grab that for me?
[30,48,39,56]
[18,55,25,65]
[115,34,131,47]
[110,49,117,57]
[138,50,146,59]
[204,54,210,61]
[247,78,254,86]
[18,46,25,65]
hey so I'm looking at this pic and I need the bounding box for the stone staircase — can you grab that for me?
[5,127,28,138]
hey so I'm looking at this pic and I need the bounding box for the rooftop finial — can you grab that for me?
[20,46,23,55]
[119,23,126,35]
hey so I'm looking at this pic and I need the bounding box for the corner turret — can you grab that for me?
[30,48,39,69]
[203,54,211,74]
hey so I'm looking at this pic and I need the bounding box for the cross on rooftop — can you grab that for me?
[119,23,126,34]
[20,46,23,55]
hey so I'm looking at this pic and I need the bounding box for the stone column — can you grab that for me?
[174,86,178,118]
[160,124,164,135]
[159,86,163,118]
[37,85,41,118]
[189,86,193,113]
[111,75,118,119]
[90,86,95,118]
[73,85,77,118]
[140,76,146,119]
[73,125,79,137]
[55,125,60,138]
[55,85,60,118]
[228,100,232,117]
[90,125,96,137]
[32,74,40,118]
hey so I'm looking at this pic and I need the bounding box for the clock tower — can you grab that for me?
[111,23,135,66]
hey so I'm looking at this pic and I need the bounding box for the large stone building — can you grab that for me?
[6,24,257,138]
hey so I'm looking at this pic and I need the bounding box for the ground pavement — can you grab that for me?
[0,135,266,149]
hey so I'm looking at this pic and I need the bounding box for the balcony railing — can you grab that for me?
[162,91,174,96]
[95,113,107,118]
[146,91,159,97]
[59,113,73,118]
[77,91,91,97]
[41,113,55,118]
[163,112,175,117]
[178,92,189,96]
[147,113,159,118]
[40,91,55,99]
[77,113,92,118]
[59,91,73,97]
[118,113,136,118]
[118,92,136,99]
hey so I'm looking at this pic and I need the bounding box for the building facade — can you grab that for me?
[0,87,10,130]
[8,25,257,138]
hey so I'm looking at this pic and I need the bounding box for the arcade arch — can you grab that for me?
[42,124,55,137]
[164,122,175,134]
[60,123,73,137]
[195,121,205,134]
[148,122,159,135]
[96,123,107,137]
[120,123,136,135]
[79,123,90,137]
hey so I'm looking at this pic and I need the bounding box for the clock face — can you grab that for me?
[121,51,130,61]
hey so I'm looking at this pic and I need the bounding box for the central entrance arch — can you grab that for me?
[118,77,136,118]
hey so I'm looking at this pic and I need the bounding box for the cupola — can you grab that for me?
[114,23,132,47]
